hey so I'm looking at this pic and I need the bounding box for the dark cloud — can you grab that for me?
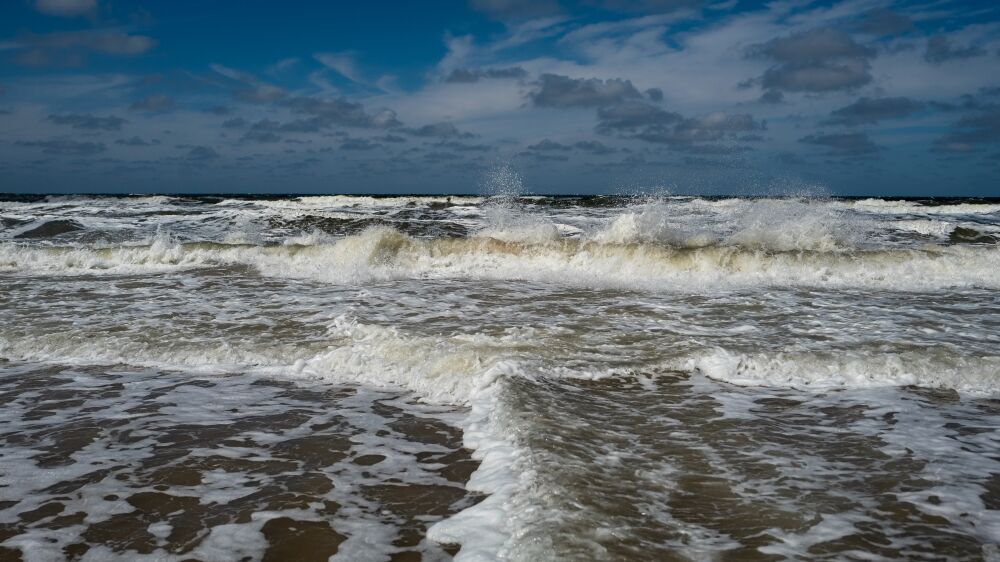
[933,107,1000,153]
[33,0,96,17]
[221,117,247,129]
[47,113,126,131]
[341,138,382,150]
[856,9,913,36]
[528,139,572,151]
[129,94,175,112]
[115,136,159,147]
[242,130,282,143]
[423,151,463,162]
[8,30,156,66]
[573,140,616,154]
[750,29,875,93]
[184,146,219,161]
[444,67,528,83]
[433,140,491,151]
[645,88,664,102]
[597,100,763,154]
[924,35,985,65]
[403,122,475,139]
[16,139,105,155]
[285,96,401,129]
[799,132,881,155]
[469,0,560,19]
[824,96,923,126]
[759,90,784,104]
[375,134,407,143]
[530,74,643,108]
[595,101,681,133]
[518,151,570,162]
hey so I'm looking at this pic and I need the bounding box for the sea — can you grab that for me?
[1,188,999,561]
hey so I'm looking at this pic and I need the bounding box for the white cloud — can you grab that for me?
[314,52,363,83]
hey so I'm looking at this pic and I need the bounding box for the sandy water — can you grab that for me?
[0,193,999,561]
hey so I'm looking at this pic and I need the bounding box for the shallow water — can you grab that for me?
[0,193,998,561]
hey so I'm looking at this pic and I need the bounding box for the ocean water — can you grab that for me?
[0,192,999,561]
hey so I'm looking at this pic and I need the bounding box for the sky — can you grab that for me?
[1,0,999,195]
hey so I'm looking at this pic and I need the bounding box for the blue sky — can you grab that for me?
[1,0,999,195]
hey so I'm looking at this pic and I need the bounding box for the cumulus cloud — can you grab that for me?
[934,107,1000,152]
[530,74,643,108]
[16,139,105,155]
[34,0,96,18]
[573,140,616,154]
[284,96,401,129]
[341,138,382,150]
[403,122,475,139]
[750,28,875,93]
[924,35,985,65]
[47,113,126,131]
[596,101,681,133]
[115,136,159,147]
[184,146,219,161]
[444,67,528,83]
[799,132,881,155]
[824,97,923,126]
[528,139,572,151]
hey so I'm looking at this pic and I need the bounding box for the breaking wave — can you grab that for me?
[1,226,998,291]
[683,348,1000,396]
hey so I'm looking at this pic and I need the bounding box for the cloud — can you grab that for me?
[824,96,924,126]
[585,0,700,13]
[856,9,912,36]
[235,84,287,103]
[211,63,287,102]
[129,94,175,112]
[403,122,474,139]
[469,0,560,20]
[47,113,126,131]
[432,140,491,151]
[531,74,644,108]
[645,88,663,102]
[760,90,784,104]
[527,139,572,151]
[7,30,156,66]
[285,96,401,129]
[33,0,96,17]
[597,101,763,151]
[16,139,105,155]
[596,101,681,133]
[341,138,382,150]
[573,140,616,154]
[799,132,881,155]
[750,28,875,93]
[375,134,407,143]
[444,67,528,83]
[934,107,1000,151]
[184,146,219,161]
[924,35,985,65]
[221,117,247,128]
[314,52,363,83]
[115,136,159,146]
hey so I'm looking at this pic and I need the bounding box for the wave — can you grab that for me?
[2,226,999,291]
[681,348,1000,396]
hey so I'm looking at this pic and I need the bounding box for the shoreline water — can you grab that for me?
[1,193,998,560]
